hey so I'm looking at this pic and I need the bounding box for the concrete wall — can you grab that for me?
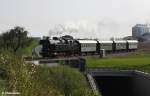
[88,70,150,96]
[133,71,150,96]
[31,57,86,72]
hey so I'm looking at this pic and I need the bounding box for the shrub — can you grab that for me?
[34,66,94,96]
[0,53,95,96]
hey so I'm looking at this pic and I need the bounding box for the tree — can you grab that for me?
[0,26,33,53]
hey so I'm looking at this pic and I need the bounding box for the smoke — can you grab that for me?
[49,19,128,40]
[49,20,98,39]
[97,19,120,39]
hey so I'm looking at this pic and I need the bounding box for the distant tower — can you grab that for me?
[132,24,150,38]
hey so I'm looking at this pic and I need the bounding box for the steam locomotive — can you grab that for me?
[39,35,138,58]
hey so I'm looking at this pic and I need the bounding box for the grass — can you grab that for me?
[86,52,150,73]
[0,53,95,96]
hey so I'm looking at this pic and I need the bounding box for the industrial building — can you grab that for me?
[132,24,150,38]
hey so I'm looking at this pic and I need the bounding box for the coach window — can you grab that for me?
[82,44,84,47]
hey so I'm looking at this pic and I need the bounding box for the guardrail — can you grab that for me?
[87,74,101,96]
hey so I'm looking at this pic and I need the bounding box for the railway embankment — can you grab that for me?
[25,56,150,96]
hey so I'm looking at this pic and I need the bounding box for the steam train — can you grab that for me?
[39,35,138,57]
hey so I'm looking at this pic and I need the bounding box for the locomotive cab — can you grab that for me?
[39,37,55,57]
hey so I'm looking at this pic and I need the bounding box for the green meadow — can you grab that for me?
[86,52,150,73]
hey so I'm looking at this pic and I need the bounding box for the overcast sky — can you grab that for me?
[0,0,150,38]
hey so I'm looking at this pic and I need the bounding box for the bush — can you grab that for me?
[0,53,95,96]
[34,66,94,96]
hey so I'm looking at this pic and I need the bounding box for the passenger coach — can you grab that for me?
[76,40,98,54]
[127,40,138,51]
[113,40,127,51]
[98,41,113,52]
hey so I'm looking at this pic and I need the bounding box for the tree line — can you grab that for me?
[0,26,34,53]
